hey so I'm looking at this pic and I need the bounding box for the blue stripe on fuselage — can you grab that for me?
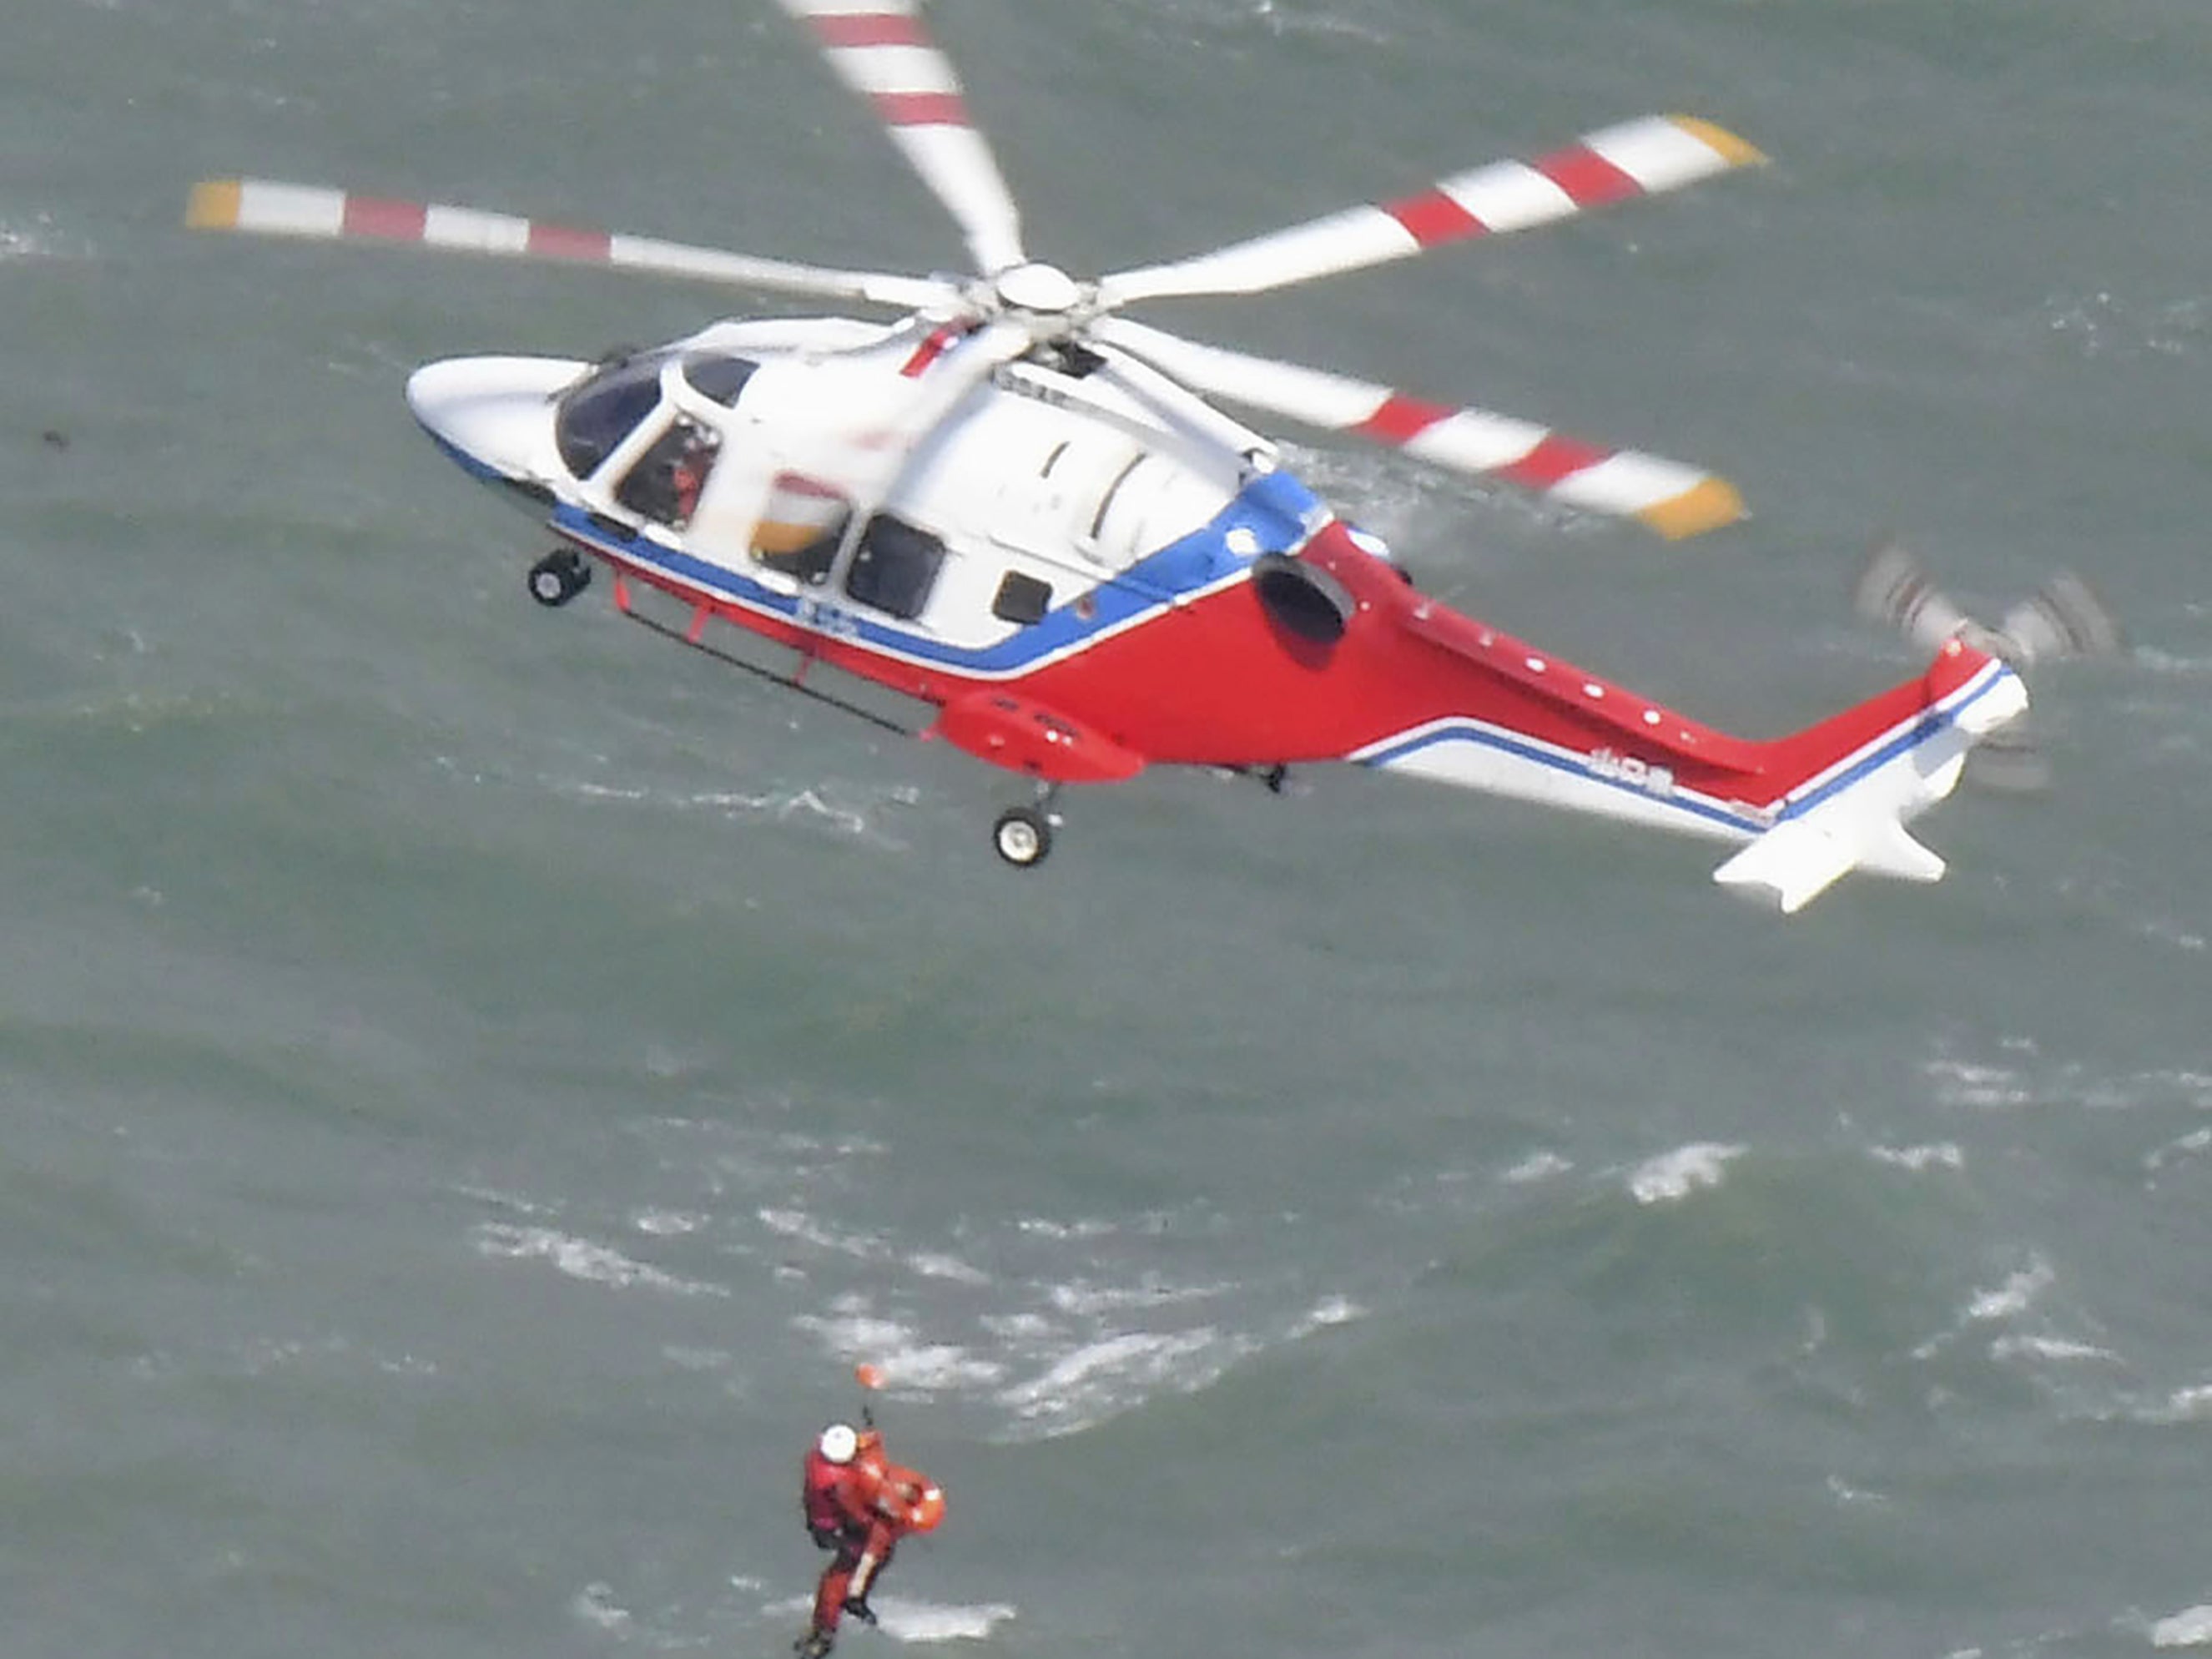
[543,467,1320,677]
[1360,659,2018,830]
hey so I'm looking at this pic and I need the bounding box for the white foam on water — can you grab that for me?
[552,774,913,849]
[2141,1384,2212,1424]
[995,1327,1246,1434]
[874,1596,1020,1642]
[471,1222,725,1298]
[1627,1142,1745,1204]
[1824,1473,1890,1507]
[572,1581,633,1635]
[1924,1056,2034,1109]
[1291,1293,1363,1334]
[1967,1257,2053,1322]
[1871,1142,1965,1172]
[761,1206,887,1260]
[1503,1150,1572,1183]
[1991,1334,2121,1364]
[907,1251,990,1285]
[791,1308,1006,1390]
[0,215,69,262]
[2152,1606,2212,1647]
[1013,1215,1116,1240]
[1046,1274,1228,1315]
[760,1591,1014,1641]
[2136,646,2212,680]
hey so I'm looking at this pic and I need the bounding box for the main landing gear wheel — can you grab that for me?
[527,549,592,608]
[992,805,1052,869]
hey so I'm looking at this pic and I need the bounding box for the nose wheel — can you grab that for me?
[991,785,1061,869]
[528,548,592,608]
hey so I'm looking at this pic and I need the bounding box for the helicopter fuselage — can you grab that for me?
[406,314,2022,893]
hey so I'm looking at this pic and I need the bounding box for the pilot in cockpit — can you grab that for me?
[619,417,720,529]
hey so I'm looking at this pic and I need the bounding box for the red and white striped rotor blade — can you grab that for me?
[185,179,958,311]
[1092,316,1745,540]
[1097,115,1763,307]
[773,0,1025,276]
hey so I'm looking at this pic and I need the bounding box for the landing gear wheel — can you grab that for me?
[992,805,1052,869]
[527,550,592,608]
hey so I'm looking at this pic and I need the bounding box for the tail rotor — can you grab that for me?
[1853,540,2121,791]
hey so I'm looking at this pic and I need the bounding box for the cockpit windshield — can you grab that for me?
[553,351,671,480]
[682,353,758,406]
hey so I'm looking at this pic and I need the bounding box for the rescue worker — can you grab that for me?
[795,1421,900,1659]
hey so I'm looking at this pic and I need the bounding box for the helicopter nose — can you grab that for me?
[406,356,586,490]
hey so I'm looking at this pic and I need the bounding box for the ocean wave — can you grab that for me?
[2037,288,2212,364]
[471,1221,726,1297]
[1989,1334,2121,1364]
[1121,0,1394,48]
[1924,1056,2035,1110]
[1291,1294,1363,1334]
[1626,1142,1746,1204]
[571,1581,632,1635]
[1046,1273,1231,1315]
[876,1596,1019,1643]
[2139,1383,2212,1425]
[1870,1142,1966,1172]
[1012,1214,1117,1240]
[908,1250,991,1285]
[552,774,914,845]
[2145,1127,2212,1173]
[1923,1048,2212,1115]
[759,1206,887,1261]
[2134,646,2212,680]
[1967,1257,2055,1323]
[1503,1150,1573,1183]
[2152,1606,2212,1648]
[995,1328,1240,1425]
[0,214,75,263]
[790,1307,1007,1391]
[760,1594,1016,1643]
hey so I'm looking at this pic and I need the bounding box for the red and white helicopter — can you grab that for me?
[190,0,2041,912]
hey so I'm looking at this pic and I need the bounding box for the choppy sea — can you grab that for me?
[3,3,2209,1657]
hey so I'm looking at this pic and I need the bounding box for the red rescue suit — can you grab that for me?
[800,1430,944,1645]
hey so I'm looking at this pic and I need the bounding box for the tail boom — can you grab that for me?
[1355,623,2025,912]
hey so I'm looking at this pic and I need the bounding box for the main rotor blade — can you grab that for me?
[1091,316,1745,539]
[773,0,1025,275]
[1097,115,1763,307]
[185,179,958,310]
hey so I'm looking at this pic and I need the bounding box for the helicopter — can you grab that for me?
[187,0,2038,913]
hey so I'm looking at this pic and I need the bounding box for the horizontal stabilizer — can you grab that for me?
[1713,650,2026,914]
[1713,814,1945,914]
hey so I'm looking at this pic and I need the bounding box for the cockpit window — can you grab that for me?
[616,418,719,528]
[554,351,670,480]
[682,353,758,406]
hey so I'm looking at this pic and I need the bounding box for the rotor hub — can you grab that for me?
[994,261,1081,315]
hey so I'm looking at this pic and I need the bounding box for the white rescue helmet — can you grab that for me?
[818,1423,859,1465]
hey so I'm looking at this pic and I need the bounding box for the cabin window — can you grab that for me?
[554,351,669,479]
[615,417,718,527]
[683,353,758,406]
[992,570,1052,626]
[844,514,945,621]
[751,471,850,585]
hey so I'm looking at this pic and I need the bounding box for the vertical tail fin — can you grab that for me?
[1711,641,2027,913]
